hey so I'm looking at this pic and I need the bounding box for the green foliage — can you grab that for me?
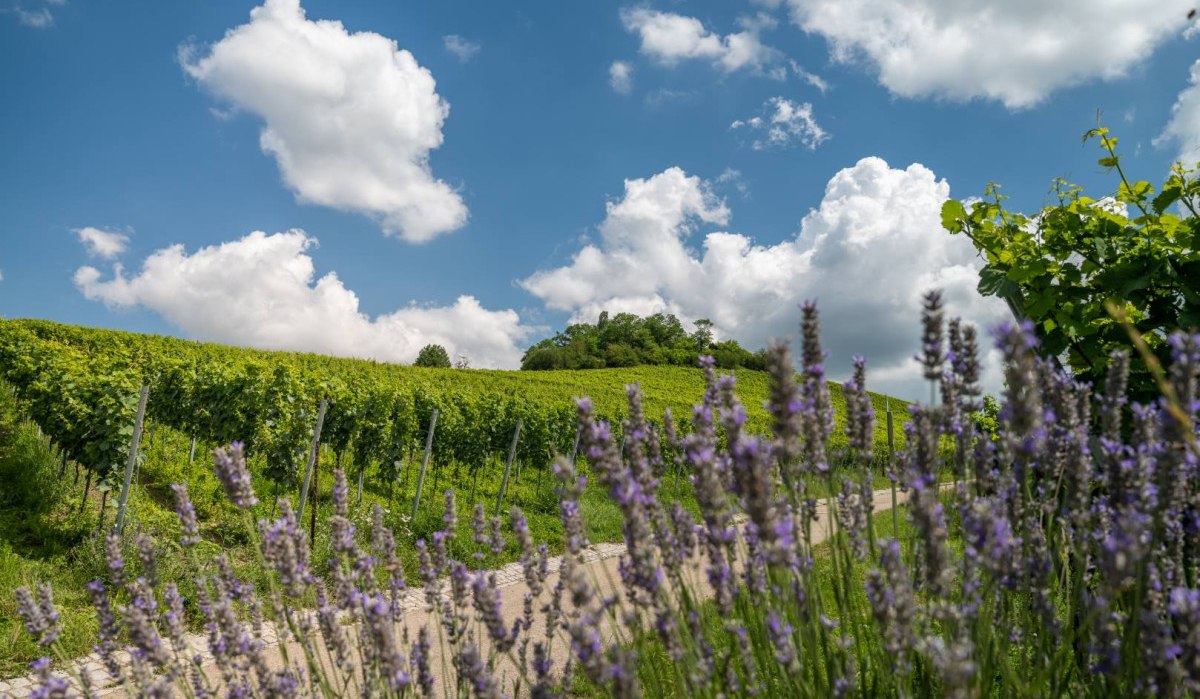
[942,126,1200,400]
[414,344,452,368]
[521,311,764,371]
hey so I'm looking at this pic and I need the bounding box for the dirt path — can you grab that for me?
[0,486,917,698]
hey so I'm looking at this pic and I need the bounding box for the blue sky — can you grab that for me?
[1,0,1197,399]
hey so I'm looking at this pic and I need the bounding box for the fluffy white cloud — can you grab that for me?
[443,34,481,62]
[731,97,828,150]
[1156,58,1200,166]
[181,0,467,242]
[620,8,784,75]
[783,0,1193,108]
[520,161,1009,400]
[609,60,634,94]
[74,230,531,368]
[74,226,130,259]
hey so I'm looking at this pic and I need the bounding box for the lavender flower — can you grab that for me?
[105,532,125,589]
[489,514,505,556]
[122,578,170,668]
[766,611,799,671]
[764,342,804,472]
[161,583,188,655]
[454,641,500,699]
[212,442,257,508]
[15,583,59,647]
[364,592,410,690]
[28,657,70,699]
[865,540,917,663]
[442,488,457,536]
[837,477,869,561]
[257,499,312,597]
[171,483,201,547]
[1169,587,1200,690]
[918,289,945,385]
[472,571,515,652]
[800,300,833,473]
[471,501,489,562]
[135,532,158,588]
[843,355,875,459]
[410,625,435,697]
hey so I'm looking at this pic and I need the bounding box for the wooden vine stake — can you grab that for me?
[411,409,439,520]
[297,400,328,522]
[495,419,522,516]
[113,384,150,535]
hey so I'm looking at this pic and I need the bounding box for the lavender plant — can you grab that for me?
[10,299,1200,698]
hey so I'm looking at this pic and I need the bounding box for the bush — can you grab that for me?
[942,126,1200,404]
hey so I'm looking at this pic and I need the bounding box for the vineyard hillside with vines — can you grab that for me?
[0,317,906,497]
[0,316,913,671]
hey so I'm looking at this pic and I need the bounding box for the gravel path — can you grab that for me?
[0,485,918,698]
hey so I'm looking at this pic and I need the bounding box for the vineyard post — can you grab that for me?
[113,384,150,535]
[411,409,439,520]
[297,400,328,522]
[887,398,897,535]
[97,490,108,531]
[495,418,522,516]
[309,447,320,546]
[78,469,92,513]
[188,435,197,465]
[356,462,366,506]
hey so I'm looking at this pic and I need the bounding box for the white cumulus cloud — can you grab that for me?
[74,226,130,259]
[520,161,1009,400]
[443,34,481,62]
[1155,58,1200,166]
[74,230,531,368]
[783,0,1193,108]
[731,97,828,150]
[181,0,468,242]
[609,60,634,94]
[620,8,784,75]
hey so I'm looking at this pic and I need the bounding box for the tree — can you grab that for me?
[519,311,763,370]
[942,126,1200,402]
[414,344,451,368]
[691,318,714,353]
